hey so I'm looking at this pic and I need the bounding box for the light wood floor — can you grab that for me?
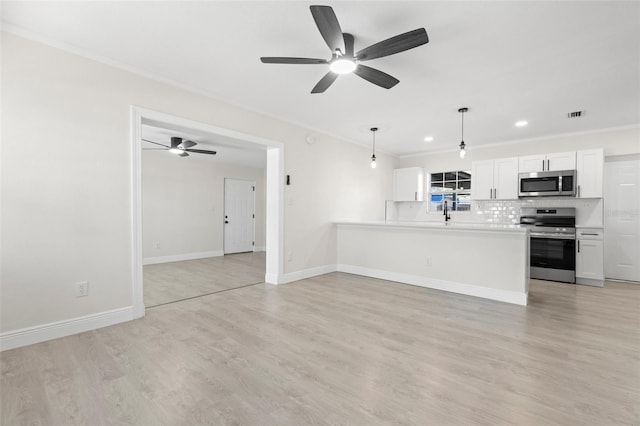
[143,252,265,307]
[2,274,639,425]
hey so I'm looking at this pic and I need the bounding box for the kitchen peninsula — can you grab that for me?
[336,221,529,305]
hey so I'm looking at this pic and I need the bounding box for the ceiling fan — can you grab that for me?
[142,137,217,157]
[260,5,429,93]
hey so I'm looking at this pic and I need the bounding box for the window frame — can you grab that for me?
[427,170,472,214]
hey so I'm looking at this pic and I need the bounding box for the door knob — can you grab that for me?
[224,221,229,224]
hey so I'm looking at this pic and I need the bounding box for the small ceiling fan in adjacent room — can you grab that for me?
[142,137,217,157]
[260,5,429,93]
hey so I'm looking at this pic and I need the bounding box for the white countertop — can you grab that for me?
[336,221,528,234]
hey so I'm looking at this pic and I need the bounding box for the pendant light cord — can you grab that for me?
[372,130,376,155]
[371,127,378,156]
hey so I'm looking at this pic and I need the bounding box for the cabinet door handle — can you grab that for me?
[489,189,492,199]
[577,240,580,253]
[581,233,600,236]
[577,185,581,197]
[547,159,550,170]
[542,159,545,171]
[415,191,417,201]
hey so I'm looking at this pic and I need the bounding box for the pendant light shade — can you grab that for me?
[458,107,468,159]
[370,127,378,168]
[459,141,466,159]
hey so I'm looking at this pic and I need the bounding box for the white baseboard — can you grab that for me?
[337,264,528,306]
[254,246,266,252]
[281,264,337,284]
[264,264,336,285]
[576,277,604,287]
[264,272,281,285]
[0,306,135,351]
[143,250,224,265]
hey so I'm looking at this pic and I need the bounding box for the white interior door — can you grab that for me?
[604,156,640,282]
[224,178,255,254]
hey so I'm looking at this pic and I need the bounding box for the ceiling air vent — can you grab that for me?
[567,111,584,118]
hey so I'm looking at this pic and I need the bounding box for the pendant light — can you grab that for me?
[458,107,468,159]
[370,127,378,168]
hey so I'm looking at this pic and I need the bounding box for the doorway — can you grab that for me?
[131,107,284,318]
[604,154,640,282]
[224,178,255,254]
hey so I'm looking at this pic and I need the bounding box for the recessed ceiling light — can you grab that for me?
[515,120,528,127]
[423,136,434,142]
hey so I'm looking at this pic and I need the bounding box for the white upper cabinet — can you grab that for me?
[576,148,604,198]
[471,160,495,200]
[547,152,577,171]
[393,167,424,201]
[518,154,546,173]
[518,152,576,172]
[494,157,519,199]
[471,157,518,200]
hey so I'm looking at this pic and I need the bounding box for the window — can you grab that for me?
[429,170,471,212]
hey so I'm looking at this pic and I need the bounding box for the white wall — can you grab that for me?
[142,151,266,261]
[0,33,395,334]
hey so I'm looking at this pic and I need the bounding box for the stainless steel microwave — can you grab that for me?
[518,170,576,197]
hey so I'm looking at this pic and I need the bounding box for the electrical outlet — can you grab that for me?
[287,252,293,262]
[76,281,89,297]
[425,257,432,266]
[154,242,160,249]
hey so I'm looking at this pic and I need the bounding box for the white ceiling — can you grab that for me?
[3,1,639,157]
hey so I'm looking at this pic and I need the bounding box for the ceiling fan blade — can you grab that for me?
[343,33,354,57]
[171,137,183,149]
[141,138,170,148]
[355,28,429,61]
[353,65,399,89]
[261,57,328,64]
[310,5,345,54]
[178,140,197,149]
[311,71,339,94]
[141,148,167,150]
[178,151,189,157]
[185,148,217,155]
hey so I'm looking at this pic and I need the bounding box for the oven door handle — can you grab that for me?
[530,232,576,240]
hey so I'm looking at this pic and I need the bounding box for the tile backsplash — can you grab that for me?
[387,198,603,226]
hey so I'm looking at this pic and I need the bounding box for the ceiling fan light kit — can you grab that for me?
[329,58,357,74]
[260,5,429,93]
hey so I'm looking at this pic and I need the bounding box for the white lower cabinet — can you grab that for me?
[576,228,604,287]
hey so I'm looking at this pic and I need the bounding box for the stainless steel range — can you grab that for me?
[520,207,576,283]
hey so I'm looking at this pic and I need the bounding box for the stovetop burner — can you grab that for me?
[520,207,576,230]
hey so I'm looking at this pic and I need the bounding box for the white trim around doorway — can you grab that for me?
[130,106,285,319]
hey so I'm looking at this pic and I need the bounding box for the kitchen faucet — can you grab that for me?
[443,200,451,222]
